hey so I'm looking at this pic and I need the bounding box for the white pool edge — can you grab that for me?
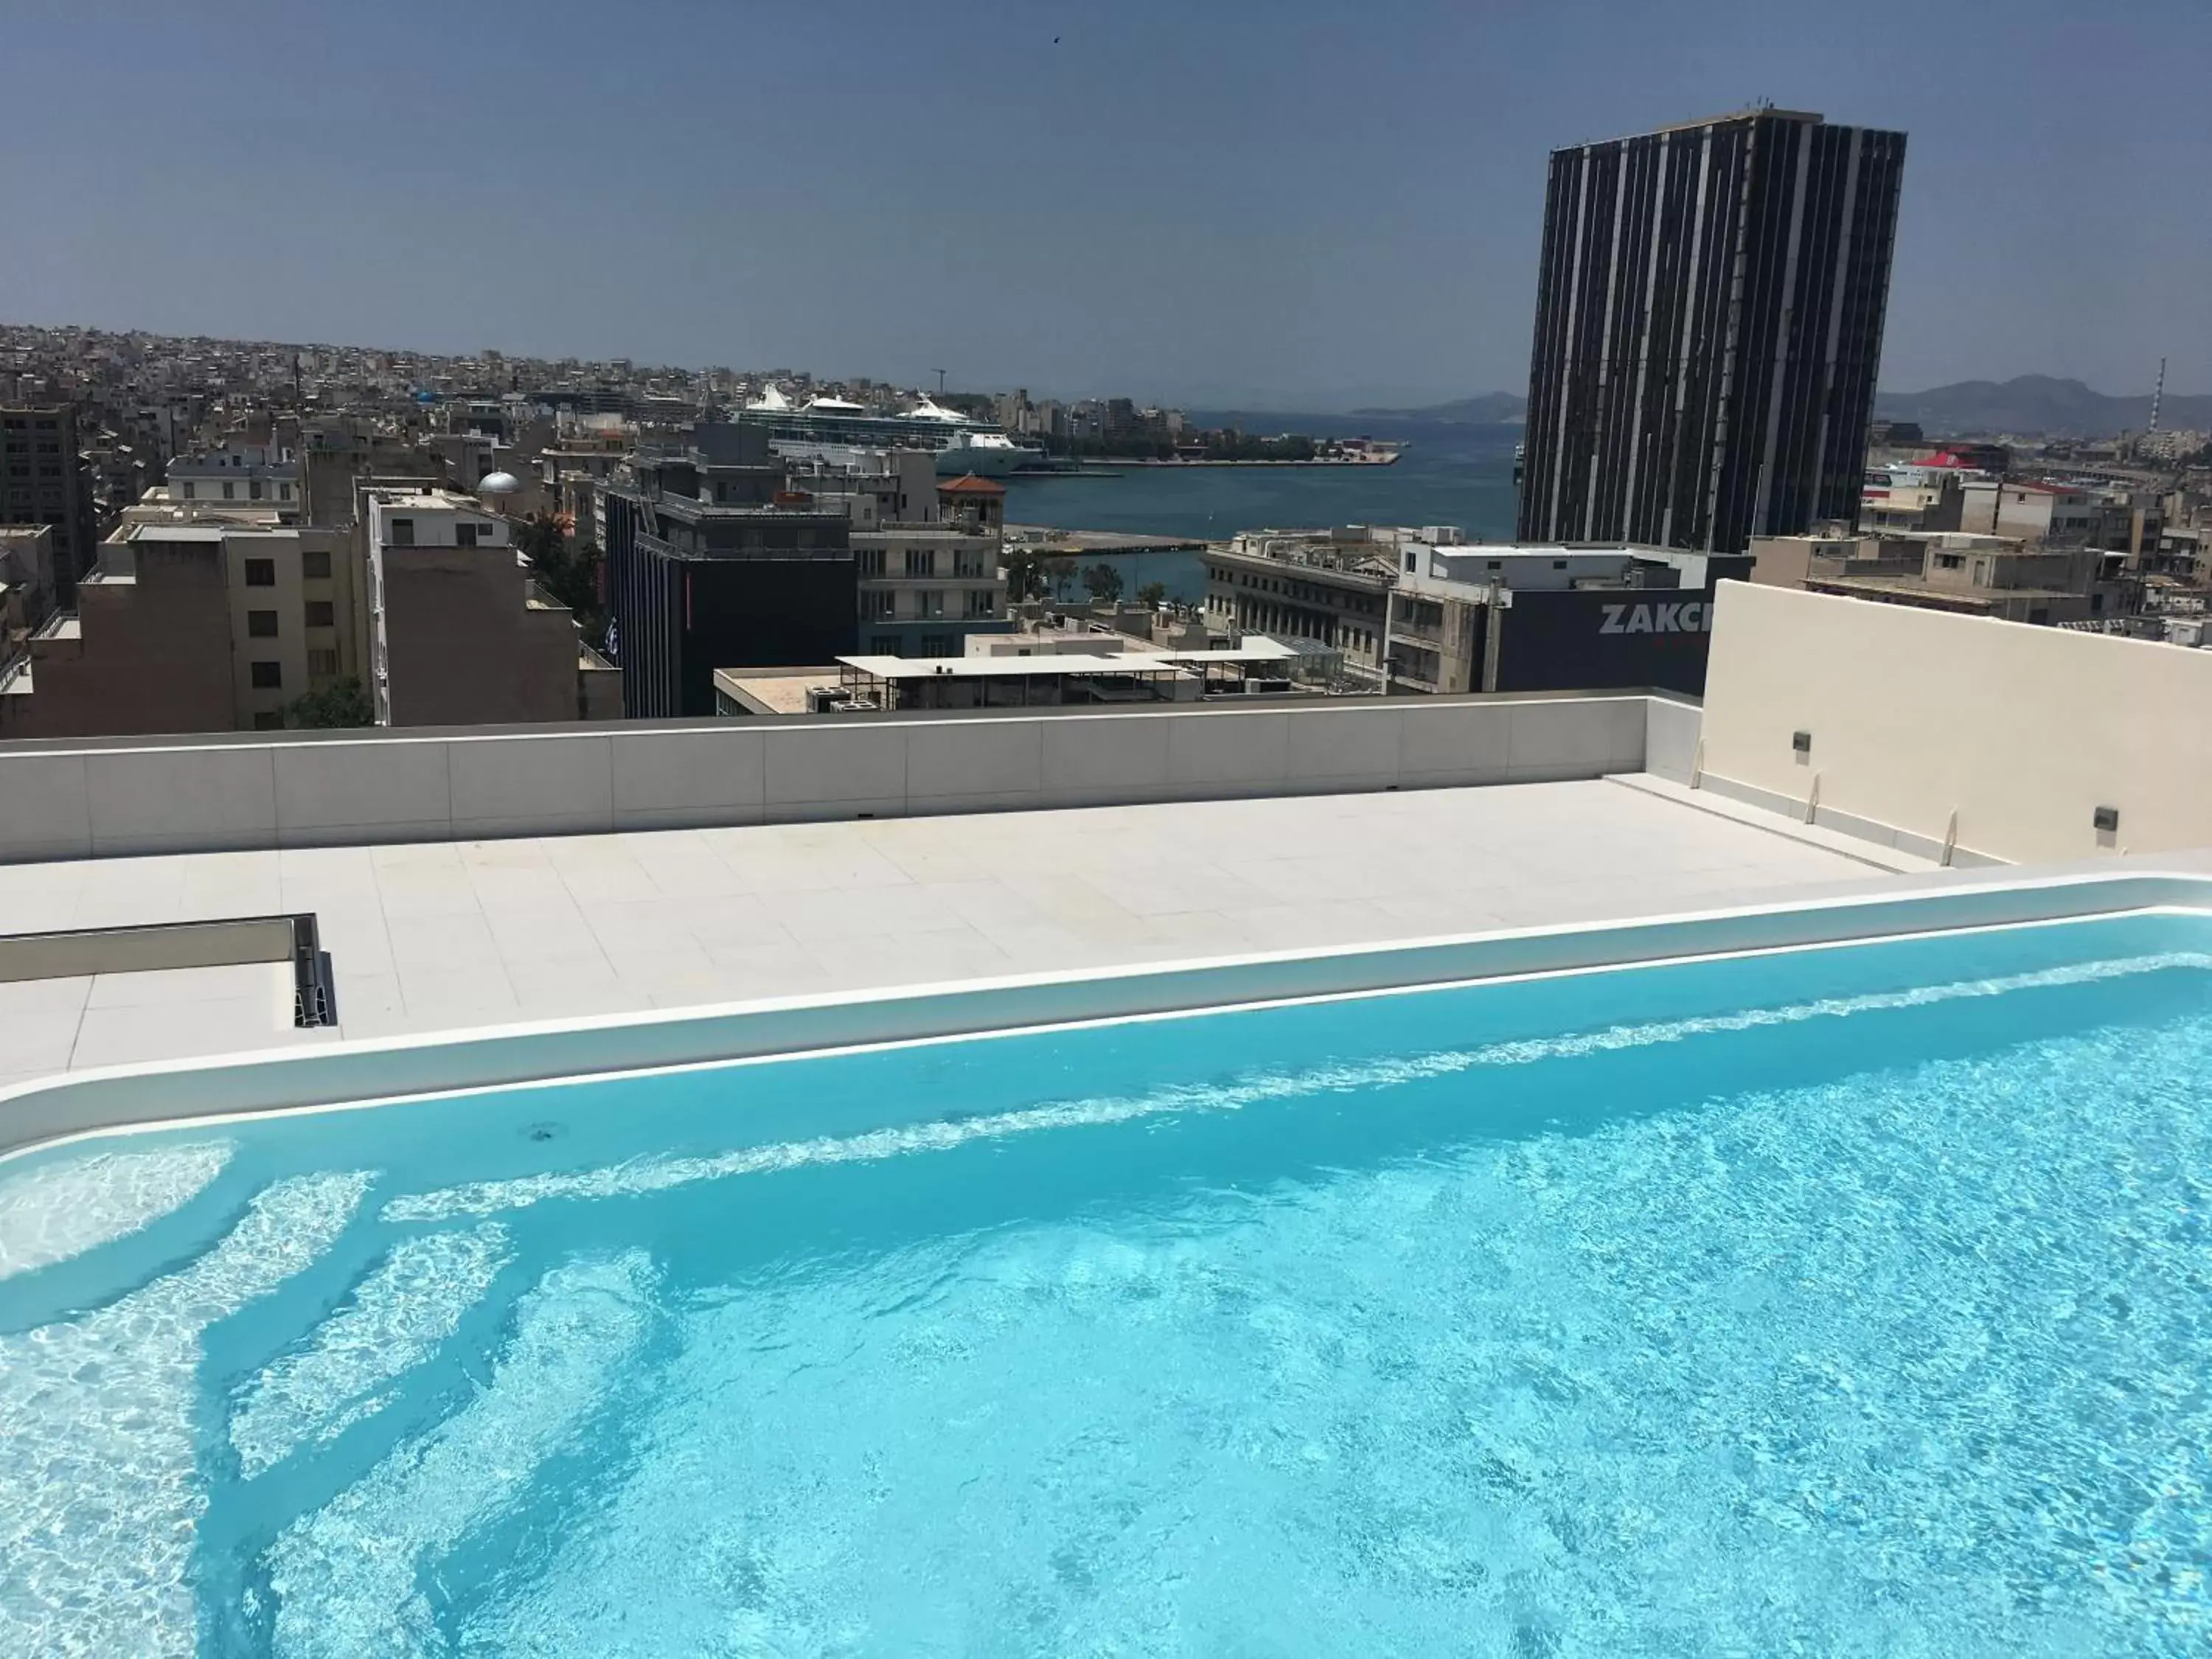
[4,864,2211,1161]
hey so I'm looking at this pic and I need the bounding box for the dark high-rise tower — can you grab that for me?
[1517,109,1905,553]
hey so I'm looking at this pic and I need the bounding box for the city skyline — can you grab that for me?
[1,0,2205,407]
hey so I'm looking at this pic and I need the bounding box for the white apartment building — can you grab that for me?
[167,441,300,517]
[1201,526,1414,686]
[362,488,587,726]
[788,451,1009,658]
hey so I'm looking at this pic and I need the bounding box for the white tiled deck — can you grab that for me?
[0,779,1891,1088]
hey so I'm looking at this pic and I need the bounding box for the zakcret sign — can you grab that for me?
[1599,600,1712,636]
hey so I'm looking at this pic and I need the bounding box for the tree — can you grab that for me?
[1082,562,1125,603]
[514,510,607,647]
[1043,555,1079,599]
[282,677,373,728]
[1001,543,1048,602]
[1137,581,1169,608]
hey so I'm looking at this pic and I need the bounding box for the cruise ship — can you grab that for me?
[740,385,1046,479]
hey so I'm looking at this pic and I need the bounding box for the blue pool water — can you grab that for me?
[4,914,2211,1655]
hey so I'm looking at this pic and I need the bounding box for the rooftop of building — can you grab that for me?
[1804,576,2093,606]
[1654,106,1824,133]
[365,487,487,513]
[712,666,844,716]
[937,474,1006,495]
[835,641,1302,682]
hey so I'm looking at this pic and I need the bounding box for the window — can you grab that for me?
[243,557,276,587]
[964,588,997,619]
[305,599,335,627]
[1935,553,1964,571]
[181,481,195,500]
[869,634,900,653]
[250,661,282,689]
[389,518,414,546]
[302,549,331,579]
[223,481,236,500]
[252,711,285,730]
[953,548,990,578]
[904,548,933,577]
[247,609,279,637]
[919,589,945,619]
[307,648,339,676]
[456,522,479,549]
[279,482,292,501]
[249,479,264,501]
[855,547,886,578]
[863,590,895,619]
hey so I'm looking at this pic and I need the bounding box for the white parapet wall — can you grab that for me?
[0,694,1651,863]
[1700,582,2212,864]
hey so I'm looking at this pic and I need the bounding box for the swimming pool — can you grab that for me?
[3,907,2210,1655]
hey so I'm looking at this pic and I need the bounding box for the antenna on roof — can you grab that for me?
[934,369,947,396]
[2150,356,2166,434]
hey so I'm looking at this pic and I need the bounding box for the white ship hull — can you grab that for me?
[933,432,1044,479]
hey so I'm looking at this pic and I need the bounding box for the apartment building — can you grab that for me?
[0,404,97,599]
[771,453,1009,659]
[787,448,939,529]
[1961,480,2108,545]
[1200,527,1399,686]
[364,487,591,726]
[0,521,363,736]
[851,524,1006,655]
[602,425,856,717]
[1750,529,2107,625]
[0,526,57,653]
[1384,543,1750,695]
[302,420,435,527]
[167,441,302,519]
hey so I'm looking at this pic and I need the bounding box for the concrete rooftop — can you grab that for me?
[0,778,1898,1090]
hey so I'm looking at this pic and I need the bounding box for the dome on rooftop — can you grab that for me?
[477,470,521,495]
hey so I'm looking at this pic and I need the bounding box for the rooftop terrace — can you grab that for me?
[0,777,1884,1088]
[2,581,2208,1084]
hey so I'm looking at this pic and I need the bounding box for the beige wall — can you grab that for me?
[0,540,236,738]
[1700,581,2212,863]
[380,548,580,726]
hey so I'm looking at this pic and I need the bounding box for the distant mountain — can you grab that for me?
[1346,375,2210,439]
[1873,375,2211,439]
[1349,392,1527,424]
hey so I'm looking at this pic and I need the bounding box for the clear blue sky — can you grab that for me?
[3,0,2205,408]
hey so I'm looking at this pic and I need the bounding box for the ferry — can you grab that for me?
[740,386,1046,478]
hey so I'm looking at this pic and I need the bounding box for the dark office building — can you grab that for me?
[603,423,855,717]
[1,405,97,599]
[1517,109,1906,554]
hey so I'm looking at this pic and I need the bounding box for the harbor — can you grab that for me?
[1005,525,1208,556]
[999,414,1522,600]
[1023,451,1402,472]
